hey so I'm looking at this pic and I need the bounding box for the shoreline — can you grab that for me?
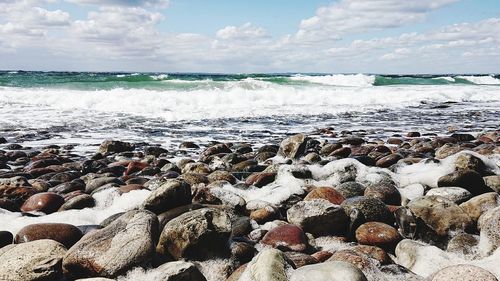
[0,128,499,280]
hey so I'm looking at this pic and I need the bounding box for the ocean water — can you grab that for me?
[0,71,499,154]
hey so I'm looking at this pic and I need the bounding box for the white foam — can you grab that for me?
[0,189,151,235]
[457,75,500,85]
[433,76,455,82]
[290,73,375,87]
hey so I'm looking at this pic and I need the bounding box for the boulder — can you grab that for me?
[99,140,134,155]
[0,239,66,281]
[142,179,192,214]
[287,199,349,237]
[15,223,83,248]
[278,134,309,159]
[240,249,289,281]
[157,208,231,260]
[62,210,158,278]
[407,195,473,237]
[355,222,400,250]
[261,224,309,252]
[20,192,65,214]
[289,261,367,281]
[438,170,492,196]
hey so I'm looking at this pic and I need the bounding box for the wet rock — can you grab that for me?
[119,184,145,193]
[330,147,351,158]
[327,249,372,270]
[179,173,208,186]
[459,192,500,223]
[142,179,192,214]
[438,170,491,196]
[144,146,168,157]
[305,187,345,205]
[20,192,65,214]
[320,143,342,156]
[428,264,497,281]
[0,198,19,212]
[179,141,199,149]
[278,134,309,159]
[182,162,212,174]
[148,261,207,281]
[63,210,158,279]
[335,182,366,198]
[250,205,281,224]
[241,248,289,281]
[85,177,122,193]
[376,154,403,168]
[483,175,500,193]
[124,161,149,176]
[341,196,393,224]
[355,222,400,250]
[230,241,257,263]
[478,206,500,256]
[157,208,231,260]
[0,231,13,248]
[49,178,86,194]
[311,251,333,262]
[0,239,67,281]
[290,261,367,281]
[364,183,401,205]
[287,199,349,237]
[261,224,308,252]
[157,203,205,230]
[351,245,391,265]
[450,133,475,142]
[245,172,276,187]
[99,140,134,155]
[284,252,318,268]
[407,195,473,238]
[199,144,231,162]
[59,194,95,211]
[435,144,463,159]
[426,187,472,204]
[15,223,82,248]
[455,153,487,175]
[207,170,237,184]
[446,233,479,255]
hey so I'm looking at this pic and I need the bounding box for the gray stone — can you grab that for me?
[426,187,472,204]
[478,206,500,256]
[240,249,289,281]
[290,261,367,281]
[157,208,232,260]
[278,134,309,159]
[63,210,158,278]
[142,179,192,214]
[0,239,66,281]
[287,199,349,237]
[428,264,497,281]
[148,261,207,281]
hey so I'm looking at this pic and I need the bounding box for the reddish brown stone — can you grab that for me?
[328,249,372,270]
[329,147,351,158]
[311,250,333,262]
[304,187,345,205]
[351,245,391,265]
[261,224,308,252]
[20,192,65,214]
[375,154,403,168]
[364,184,401,205]
[125,161,149,175]
[119,184,145,193]
[355,222,400,250]
[285,252,318,268]
[250,205,280,224]
[15,223,82,248]
[245,172,276,187]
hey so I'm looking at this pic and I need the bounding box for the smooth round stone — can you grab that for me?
[330,147,351,158]
[0,231,13,248]
[438,170,491,196]
[341,196,393,224]
[245,172,277,188]
[278,134,308,159]
[207,170,237,184]
[375,154,403,168]
[63,210,158,279]
[59,194,95,211]
[20,192,65,214]
[407,195,473,237]
[15,223,83,248]
[250,205,281,224]
[355,222,400,250]
[290,261,367,281]
[364,184,401,205]
[305,187,345,205]
[327,250,373,270]
[230,241,256,263]
[335,182,366,199]
[478,206,500,256]
[0,239,67,281]
[426,187,472,204]
[351,245,390,265]
[483,175,500,193]
[285,252,318,268]
[460,192,500,223]
[142,179,192,214]
[311,251,333,262]
[287,199,349,237]
[428,265,497,281]
[446,233,479,255]
[261,224,308,252]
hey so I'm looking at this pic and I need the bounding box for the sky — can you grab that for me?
[0,0,499,73]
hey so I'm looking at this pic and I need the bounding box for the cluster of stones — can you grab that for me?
[0,130,499,281]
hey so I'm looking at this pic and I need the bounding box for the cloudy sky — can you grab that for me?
[0,0,499,73]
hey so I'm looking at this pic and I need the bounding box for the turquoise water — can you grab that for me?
[0,71,498,90]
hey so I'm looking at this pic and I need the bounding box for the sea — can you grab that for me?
[0,71,499,155]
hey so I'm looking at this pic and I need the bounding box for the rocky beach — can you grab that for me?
[1,125,500,281]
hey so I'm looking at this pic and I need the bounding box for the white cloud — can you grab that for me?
[216,22,268,40]
[65,0,169,9]
[297,0,458,42]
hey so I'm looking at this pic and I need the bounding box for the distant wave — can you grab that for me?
[456,75,500,85]
[289,74,376,87]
